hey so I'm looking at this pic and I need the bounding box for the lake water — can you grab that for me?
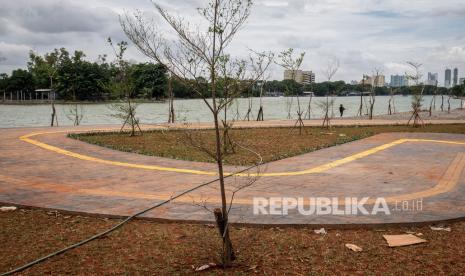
[0,95,461,128]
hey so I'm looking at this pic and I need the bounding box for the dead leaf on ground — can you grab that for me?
[195,263,216,271]
[345,243,363,252]
[248,265,258,270]
[430,226,451,232]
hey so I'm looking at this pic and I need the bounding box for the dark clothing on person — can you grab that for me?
[339,104,345,117]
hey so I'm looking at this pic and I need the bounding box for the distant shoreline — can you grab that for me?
[348,108,465,121]
[2,95,461,106]
[0,100,167,105]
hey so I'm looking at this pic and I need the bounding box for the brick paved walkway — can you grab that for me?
[1,119,465,225]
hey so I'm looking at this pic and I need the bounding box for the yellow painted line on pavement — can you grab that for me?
[2,152,464,205]
[80,152,465,205]
[373,152,465,204]
[19,131,465,177]
[20,132,217,176]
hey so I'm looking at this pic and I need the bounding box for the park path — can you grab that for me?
[1,118,465,225]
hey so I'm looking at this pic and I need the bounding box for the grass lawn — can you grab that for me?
[1,208,464,275]
[72,124,465,166]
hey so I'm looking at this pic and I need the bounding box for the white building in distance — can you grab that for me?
[362,75,386,87]
[390,75,408,87]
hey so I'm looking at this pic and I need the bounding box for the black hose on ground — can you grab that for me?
[1,163,261,276]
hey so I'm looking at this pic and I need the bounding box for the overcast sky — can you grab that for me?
[1,0,465,84]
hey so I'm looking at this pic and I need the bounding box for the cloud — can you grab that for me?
[447,46,465,59]
[0,0,464,85]
[0,42,31,73]
[262,1,289,8]
[357,10,405,18]
[0,0,115,34]
[384,62,412,73]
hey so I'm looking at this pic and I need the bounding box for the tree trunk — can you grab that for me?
[257,87,264,121]
[369,102,374,119]
[256,106,264,121]
[322,96,331,129]
[168,75,175,123]
[429,97,434,117]
[306,95,312,120]
[50,103,57,127]
[213,109,234,266]
[440,95,444,111]
[388,98,392,115]
[214,208,235,265]
[358,90,363,116]
[210,2,233,264]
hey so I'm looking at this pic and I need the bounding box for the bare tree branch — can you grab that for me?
[120,0,264,266]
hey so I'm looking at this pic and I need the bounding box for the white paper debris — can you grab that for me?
[314,228,327,235]
[0,206,17,212]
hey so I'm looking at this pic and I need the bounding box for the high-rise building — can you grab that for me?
[390,75,408,87]
[283,70,315,85]
[453,68,459,86]
[374,75,385,87]
[445,68,452,88]
[362,75,385,87]
[303,71,316,85]
[427,72,438,86]
[460,78,465,85]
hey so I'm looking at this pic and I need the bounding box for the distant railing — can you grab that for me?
[1,90,56,103]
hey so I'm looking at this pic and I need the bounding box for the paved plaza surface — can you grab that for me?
[1,119,465,225]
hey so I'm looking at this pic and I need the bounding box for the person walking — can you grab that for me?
[339,104,346,117]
